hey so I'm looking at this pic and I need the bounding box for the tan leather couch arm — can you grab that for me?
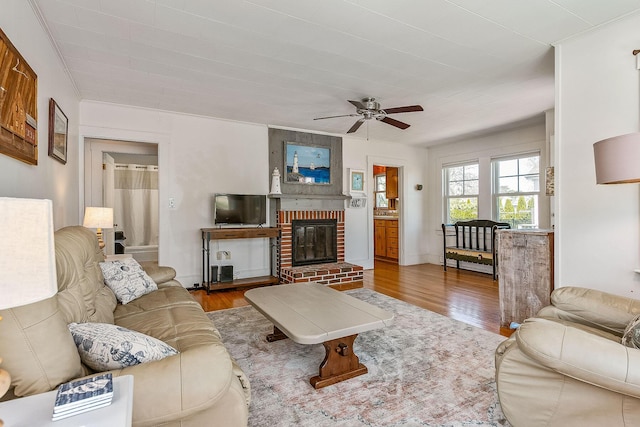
[111,343,235,427]
[139,262,177,285]
[539,286,640,334]
[516,317,640,398]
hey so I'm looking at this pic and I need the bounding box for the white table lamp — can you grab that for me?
[0,198,59,424]
[83,207,114,249]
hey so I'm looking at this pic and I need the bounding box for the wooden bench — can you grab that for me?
[441,220,510,280]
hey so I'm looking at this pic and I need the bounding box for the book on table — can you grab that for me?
[52,373,113,420]
[52,399,113,421]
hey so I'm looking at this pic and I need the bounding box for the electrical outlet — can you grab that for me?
[225,251,231,260]
[216,251,231,260]
[216,251,223,260]
[168,198,176,209]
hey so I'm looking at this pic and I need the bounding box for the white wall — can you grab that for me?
[342,136,429,268]
[555,13,640,295]
[0,0,80,228]
[424,123,549,266]
[80,102,430,284]
[80,101,270,286]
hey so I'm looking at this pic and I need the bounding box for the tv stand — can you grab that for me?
[200,227,281,293]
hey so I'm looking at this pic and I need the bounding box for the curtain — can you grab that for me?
[114,164,158,247]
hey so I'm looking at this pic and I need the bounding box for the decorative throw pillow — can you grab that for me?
[622,314,640,348]
[99,258,157,304]
[68,322,178,371]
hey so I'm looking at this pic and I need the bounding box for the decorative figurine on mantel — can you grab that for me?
[270,167,282,195]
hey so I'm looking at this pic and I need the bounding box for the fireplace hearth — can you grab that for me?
[292,219,337,266]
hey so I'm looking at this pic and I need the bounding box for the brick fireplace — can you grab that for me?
[277,209,363,285]
[268,128,362,286]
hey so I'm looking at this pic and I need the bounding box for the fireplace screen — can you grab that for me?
[292,219,337,266]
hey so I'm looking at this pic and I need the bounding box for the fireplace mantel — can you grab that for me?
[271,195,347,212]
[268,194,351,200]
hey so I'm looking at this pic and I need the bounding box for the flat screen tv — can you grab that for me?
[214,194,267,225]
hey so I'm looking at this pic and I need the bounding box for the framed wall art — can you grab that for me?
[268,128,343,198]
[285,142,330,184]
[0,27,38,165]
[48,98,68,164]
[349,168,365,193]
[545,166,554,196]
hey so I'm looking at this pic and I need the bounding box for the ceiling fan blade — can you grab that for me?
[380,116,410,130]
[314,113,360,120]
[347,119,365,133]
[383,105,424,114]
[348,99,366,110]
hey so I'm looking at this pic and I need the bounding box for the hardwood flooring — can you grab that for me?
[190,260,511,337]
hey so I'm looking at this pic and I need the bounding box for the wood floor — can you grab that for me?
[190,260,511,337]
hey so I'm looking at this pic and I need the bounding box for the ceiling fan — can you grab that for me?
[314,97,423,134]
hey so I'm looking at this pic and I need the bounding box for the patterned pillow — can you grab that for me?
[68,322,178,371]
[99,258,157,304]
[622,314,640,348]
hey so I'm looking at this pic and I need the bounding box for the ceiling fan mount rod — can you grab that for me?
[361,97,380,111]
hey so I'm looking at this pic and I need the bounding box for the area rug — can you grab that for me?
[207,288,511,427]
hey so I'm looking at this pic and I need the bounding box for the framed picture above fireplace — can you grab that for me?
[285,142,331,184]
[268,128,343,198]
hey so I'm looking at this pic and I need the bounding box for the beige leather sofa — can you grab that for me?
[495,286,640,426]
[0,226,250,426]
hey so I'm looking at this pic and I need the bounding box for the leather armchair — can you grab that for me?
[495,286,640,426]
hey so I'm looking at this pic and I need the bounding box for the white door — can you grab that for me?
[102,153,116,255]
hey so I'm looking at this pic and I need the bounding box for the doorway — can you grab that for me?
[84,138,159,261]
[373,164,400,264]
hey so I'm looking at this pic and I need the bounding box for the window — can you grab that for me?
[443,163,479,223]
[493,154,540,229]
[374,174,388,208]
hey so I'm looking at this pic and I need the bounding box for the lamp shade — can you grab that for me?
[0,198,58,310]
[593,133,640,184]
[83,207,113,229]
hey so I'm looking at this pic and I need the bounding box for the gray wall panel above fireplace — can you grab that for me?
[268,128,344,197]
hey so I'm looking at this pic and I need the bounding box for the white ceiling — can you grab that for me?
[32,0,640,147]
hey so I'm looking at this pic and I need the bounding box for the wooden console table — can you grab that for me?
[201,227,281,293]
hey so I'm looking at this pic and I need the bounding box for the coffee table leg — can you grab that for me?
[310,334,368,389]
[266,326,288,342]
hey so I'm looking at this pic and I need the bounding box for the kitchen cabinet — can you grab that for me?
[386,167,398,199]
[374,219,387,257]
[374,219,398,261]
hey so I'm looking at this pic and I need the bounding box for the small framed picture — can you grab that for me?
[48,98,68,164]
[349,169,365,193]
[545,166,554,196]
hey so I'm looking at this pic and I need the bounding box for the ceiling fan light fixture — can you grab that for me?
[362,98,380,110]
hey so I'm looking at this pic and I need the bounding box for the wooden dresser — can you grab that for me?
[497,229,554,328]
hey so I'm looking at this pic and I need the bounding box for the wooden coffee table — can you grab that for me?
[244,283,394,389]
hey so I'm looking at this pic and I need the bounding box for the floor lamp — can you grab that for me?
[0,198,58,427]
